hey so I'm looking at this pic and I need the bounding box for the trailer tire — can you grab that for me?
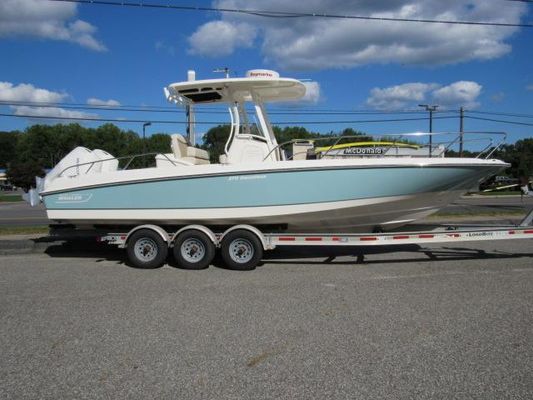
[126,229,168,269]
[220,229,263,271]
[173,230,215,270]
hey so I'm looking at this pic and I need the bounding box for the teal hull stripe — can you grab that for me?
[44,166,494,210]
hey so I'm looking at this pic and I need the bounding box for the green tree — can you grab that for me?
[493,138,533,179]
[201,125,231,163]
[272,126,318,144]
[146,133,171,154]
[0,131,20,168]
[6,160,45,191]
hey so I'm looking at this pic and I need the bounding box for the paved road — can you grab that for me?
[445,195,533,215]
[0,202,48,226]
[1,195,532,227]
[1,240,532,399]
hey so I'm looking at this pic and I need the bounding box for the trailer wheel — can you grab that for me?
[173,230,215,270]
[127,229,168,269]
[220,229,263,271]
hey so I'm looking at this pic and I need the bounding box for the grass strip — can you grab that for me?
[0,195,23,202]
[431,210,525,218]
[477,191,522,196]
[0,225,49,235]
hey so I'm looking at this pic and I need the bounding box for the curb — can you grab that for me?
[0,236,60,256]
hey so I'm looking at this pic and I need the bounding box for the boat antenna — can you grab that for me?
[214,67,230,78]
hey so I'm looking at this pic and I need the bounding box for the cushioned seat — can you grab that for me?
[170,134,210,164]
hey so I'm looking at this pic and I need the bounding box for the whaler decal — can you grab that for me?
[56,193,93,203]
[227,174,267,182]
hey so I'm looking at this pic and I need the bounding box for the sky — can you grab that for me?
[1,0,532,148]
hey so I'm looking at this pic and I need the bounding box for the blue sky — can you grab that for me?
[1,0,532,147]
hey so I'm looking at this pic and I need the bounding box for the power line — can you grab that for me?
[0,112,456,125]
[467,110,533,120]
[0,100,459,115]
[4,101,533,121]
[0,113,211,125]
[47,0,533,28]
[0,102,182,114]
[4,110,533,128]
[465,115,533,126]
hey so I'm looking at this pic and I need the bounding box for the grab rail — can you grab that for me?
[58,152,180,178]
[262,131,507,161]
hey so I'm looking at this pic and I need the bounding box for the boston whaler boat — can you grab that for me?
[34,69,513,269]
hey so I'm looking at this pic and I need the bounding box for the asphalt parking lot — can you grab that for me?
[1,240,532,399]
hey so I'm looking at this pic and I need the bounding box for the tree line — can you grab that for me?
[0,123,531,190]
[1,123,172,189]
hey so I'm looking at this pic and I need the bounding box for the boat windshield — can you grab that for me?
[237,103,263,138]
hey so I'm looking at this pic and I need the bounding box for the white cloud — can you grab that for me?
[188,20,257,57]
[87,98,121,106]
[527,85,533,92]
[301,82,321,104]
[189,1,527,70]
[0,0,106,51]
[432,81,482,109]
[12,105,97,120]
[0,81,67,103]
[366,81,482,110]
[0,81,98,121]
[366,83,439,110]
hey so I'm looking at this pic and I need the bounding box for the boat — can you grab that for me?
[36,69,509,233]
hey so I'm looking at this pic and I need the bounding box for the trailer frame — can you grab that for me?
[64,207,533,270]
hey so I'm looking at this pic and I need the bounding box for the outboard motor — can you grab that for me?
[22,176,44,207]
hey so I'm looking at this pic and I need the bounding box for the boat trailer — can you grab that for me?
[48,208,533,270]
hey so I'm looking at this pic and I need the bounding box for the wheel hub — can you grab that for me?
[181,238,206,263]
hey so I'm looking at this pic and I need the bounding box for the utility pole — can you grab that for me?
[419,104,439,158]
[459,107,464,157]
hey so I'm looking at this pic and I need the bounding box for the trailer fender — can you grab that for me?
[220,225,269,250]
[125,224,170,246]
[170,225,217,247]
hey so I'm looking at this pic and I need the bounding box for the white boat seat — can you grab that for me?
[170,134,210,164]
[292,142,314,160]
[155,153,193,167]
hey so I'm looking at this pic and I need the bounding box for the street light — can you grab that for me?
[142,122,152,167]
[418,104,438,157]
[142,122,152,155]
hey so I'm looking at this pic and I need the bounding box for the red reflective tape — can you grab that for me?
[331,237,341,241]
[524,230,533,234]
[279,237,296,241]
[447,233,460,238]
[418,234,434,239]
[360,237,378,241]
[508,230,516,235]
[305,237,322,241]
[393,235,409,240]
